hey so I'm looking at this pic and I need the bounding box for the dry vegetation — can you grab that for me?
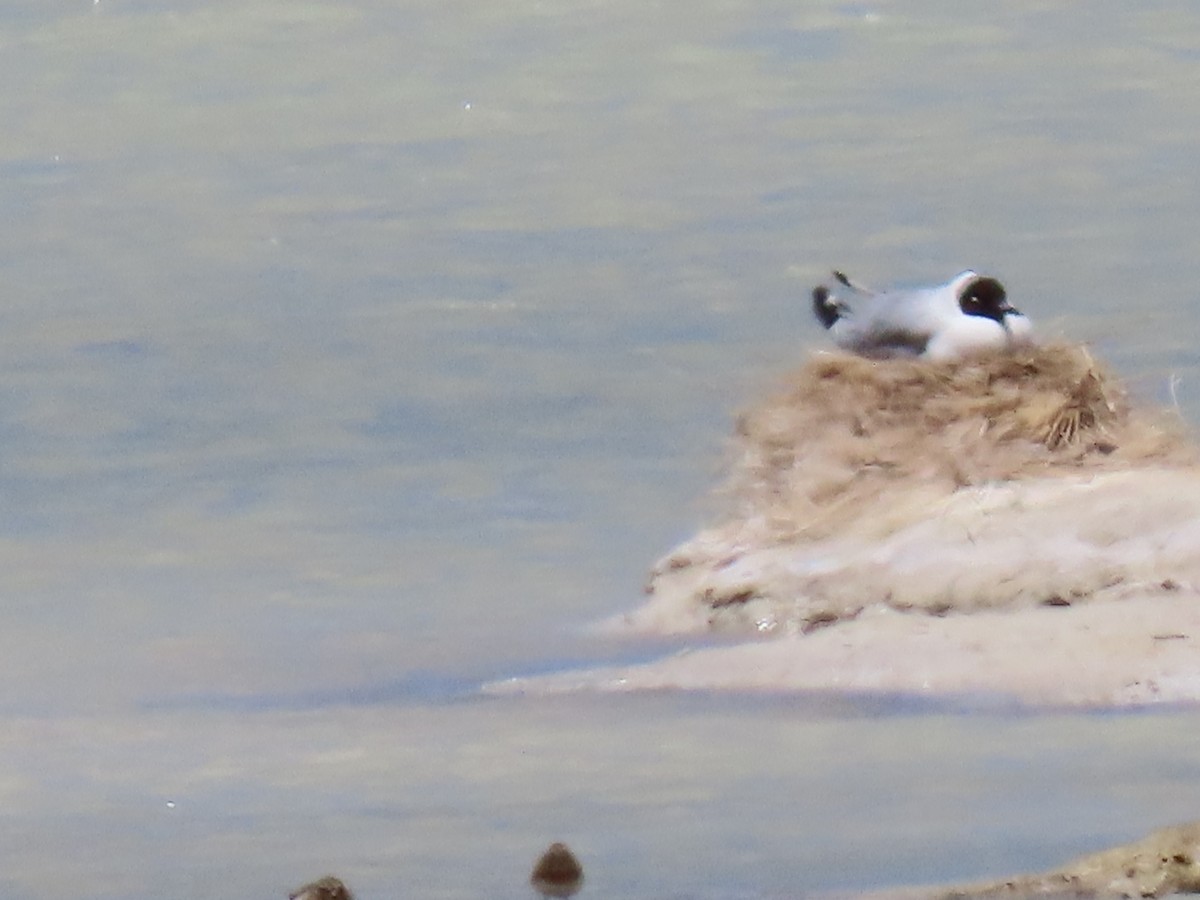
[725,342,1193,542]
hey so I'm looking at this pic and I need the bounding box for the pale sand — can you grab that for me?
[490,594,1200,707]
[488,346,1200,709]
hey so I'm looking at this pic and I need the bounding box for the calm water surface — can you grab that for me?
[2,2,1200,898]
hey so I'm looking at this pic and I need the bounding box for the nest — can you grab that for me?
[726,342,1192,541]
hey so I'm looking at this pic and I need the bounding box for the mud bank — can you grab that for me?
[922,820,1200,900]
[492,344,1200,707]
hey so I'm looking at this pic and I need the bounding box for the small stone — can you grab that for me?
[289,875,354,900]
[531,842,584,898]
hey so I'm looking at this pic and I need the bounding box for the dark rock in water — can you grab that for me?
[531,842,584,898]
[289,875,353,900]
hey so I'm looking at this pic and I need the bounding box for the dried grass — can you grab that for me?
[725,341,1193,542]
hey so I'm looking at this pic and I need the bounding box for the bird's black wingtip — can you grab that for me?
[812,284,840,329]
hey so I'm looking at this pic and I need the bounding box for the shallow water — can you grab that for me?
[2,1,1200,897]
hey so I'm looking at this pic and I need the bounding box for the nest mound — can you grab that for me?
[728,342,1192,542]
[628,343,1200,637]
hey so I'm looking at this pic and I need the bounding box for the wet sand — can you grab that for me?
[492,594,1200,707]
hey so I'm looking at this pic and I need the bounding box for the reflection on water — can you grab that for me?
[1,0,1200,897]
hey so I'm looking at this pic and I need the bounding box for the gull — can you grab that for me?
[812,270,1033,360]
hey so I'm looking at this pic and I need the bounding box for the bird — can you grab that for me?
[811,270,1033,360]
[288,876,354,900]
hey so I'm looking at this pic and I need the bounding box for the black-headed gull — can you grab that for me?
[812,270,1033,360]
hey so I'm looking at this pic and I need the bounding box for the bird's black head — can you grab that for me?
[957,276,1017,324]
